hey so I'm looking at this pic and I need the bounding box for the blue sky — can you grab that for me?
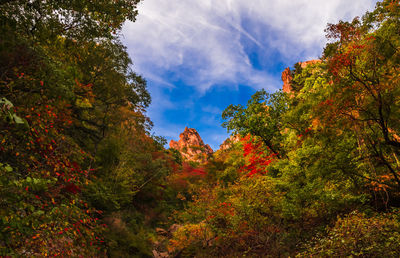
[121,0,378,150]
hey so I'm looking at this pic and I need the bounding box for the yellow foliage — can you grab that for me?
[168,222,214,253]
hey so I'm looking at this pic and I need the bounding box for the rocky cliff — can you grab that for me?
[169,127,213,163]
[219,135,240,151]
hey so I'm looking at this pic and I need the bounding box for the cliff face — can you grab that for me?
[169,127,213,163]
[219,135,240,151]
[281,67,293,93]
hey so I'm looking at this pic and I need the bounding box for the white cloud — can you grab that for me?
[122,0,378,92]
[239,0,378,60]
[122,0,378,147]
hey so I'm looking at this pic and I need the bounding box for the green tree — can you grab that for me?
[222,90,289,159]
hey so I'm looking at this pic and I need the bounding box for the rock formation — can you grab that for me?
[219,135,240,151]
[281,67,293,93]
[299,59,321,68]
[169,127,213,163]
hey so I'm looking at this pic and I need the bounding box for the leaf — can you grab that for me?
[0,97,13,109]
[5,165,13,172]
[12,113,24,124]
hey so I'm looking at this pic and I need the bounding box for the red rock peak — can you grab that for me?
[169,127,213,162]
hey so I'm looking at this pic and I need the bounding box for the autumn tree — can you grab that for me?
[321,0,400,193]
[222,90,289,159]
[173,2,400,257]
[0,0,177,256]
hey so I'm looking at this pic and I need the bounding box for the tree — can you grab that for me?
[222,90,289,159]
[322,0,400,190]
[0,0,159,256]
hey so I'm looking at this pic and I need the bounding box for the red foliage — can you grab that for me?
[63,183,81,194]
[240,135,277,177]
[168,162,207,191]
[1,73,104,254]
[325,20,361,43]
[181,163,207,177]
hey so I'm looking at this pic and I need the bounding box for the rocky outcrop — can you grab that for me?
[299,59,321,68]
[219,135,240,151]
[282,60,321,93]
[152,224,182,258]
[169,127,213,163]
[281,67,293,93]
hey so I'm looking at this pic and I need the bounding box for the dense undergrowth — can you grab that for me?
[167,1,400,256]
[1,0,400,257]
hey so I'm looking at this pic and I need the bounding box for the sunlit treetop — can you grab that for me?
[0,0,141,41]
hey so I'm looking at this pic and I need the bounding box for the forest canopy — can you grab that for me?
[1,0,400,257]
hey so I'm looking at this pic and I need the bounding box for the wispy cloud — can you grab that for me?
[122,0,378,148]
[123,0,377,92]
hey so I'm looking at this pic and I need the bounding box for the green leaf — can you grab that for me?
[12,113,24,124]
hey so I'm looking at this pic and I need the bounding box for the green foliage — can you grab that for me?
[222,89,289,158]
[103,212,153,258]
[0,98,27,126]
[152,135,168,150]
[300,210,400,257]
[0,0,184,256]
[172,1,400,257]
[169,148,183,165]
[3,0,400,256]
[0,0,141,42]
